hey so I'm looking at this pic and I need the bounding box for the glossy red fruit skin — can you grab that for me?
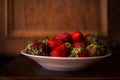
[71,31,83,43]
[73,42,83,48]
[84,34,93,46]
[56,32,71,42]
[32,42,44,48]
[86,46,98,57]
[48,38,63,49]
[32,41,49,55]
[50,44,67,57]
[78,51,87,57]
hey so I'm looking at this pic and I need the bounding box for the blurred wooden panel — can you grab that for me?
[5,0,107,38]
[108,0,120,42]
[0,0,5,37]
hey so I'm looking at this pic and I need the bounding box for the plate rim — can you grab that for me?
[21,51,111,60]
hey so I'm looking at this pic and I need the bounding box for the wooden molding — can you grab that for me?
[101,0,108,36]
[5,0,108,38]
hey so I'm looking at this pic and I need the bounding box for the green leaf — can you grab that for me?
[92,37,97,43]
[87,43,94,49]
[71,52,78,57]
[100,45,105,52]
[88,32,100,43]
[88,36,93,43]
[31,48,37,55]
[25,41,33,51]
[42,39,48,45]
[71,48,81,57]
[97,49,102,55]
[91,46,96,55]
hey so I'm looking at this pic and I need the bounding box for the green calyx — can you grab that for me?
[70,42,85,57]
[42,37,49,45]
[31,47,46,56]
[88,32,100,43]
[71,46,85,57]
[91,44,97,55]
[87,42,107,56]
[25,41,33,54]
[65,42,73,51]
[71,48,81,57]
[25,41,46,56]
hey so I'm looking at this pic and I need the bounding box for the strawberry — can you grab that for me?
[73,42,84,48]
[86,42,107,57]
[50,43,67,57]
[25,41,49,56]
[84,32,100,46]
[70,42,87,57]
[24,31,111,57]
[71,31,84,42]
[85,32,108,57]
[84,34,92,46]
[48,38,63,49]
[78,51,87,57]
[56,32,71,42]
[32,41,44,48]
[86,43,98,57]
[70,47,87,57]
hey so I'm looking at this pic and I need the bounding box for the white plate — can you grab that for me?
[21,52,111,71]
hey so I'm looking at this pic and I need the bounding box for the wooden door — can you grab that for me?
[0,0,107,56]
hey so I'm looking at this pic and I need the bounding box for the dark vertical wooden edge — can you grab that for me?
[5,0,14,38]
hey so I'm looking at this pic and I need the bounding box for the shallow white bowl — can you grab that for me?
[21,52,111,71]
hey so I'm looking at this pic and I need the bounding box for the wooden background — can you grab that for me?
[108,0,120,43]
[0,0,119,56]
[6,0,106,38]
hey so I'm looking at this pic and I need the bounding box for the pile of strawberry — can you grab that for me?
[25,31,110,57]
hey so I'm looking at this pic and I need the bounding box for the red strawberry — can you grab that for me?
[73,42,83,48]
[84,34,93,46]
[73,42,87,57]
[56,32,71,42]
[32,41,44,48]
[70,47,87,57]
[48,38,63,49]
[86,44,98,57]
[78,51,87,57]
[86,42,107,57]
[71,31,84,42]
[70,42,87,57]
[84,32,100,46]
[25,41,49,56]
[50,43,67,57]
[32,41,49,55]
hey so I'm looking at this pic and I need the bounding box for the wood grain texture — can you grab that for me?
[6,0,105,38]
[0,0,5,37]
[14,0,100,30]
